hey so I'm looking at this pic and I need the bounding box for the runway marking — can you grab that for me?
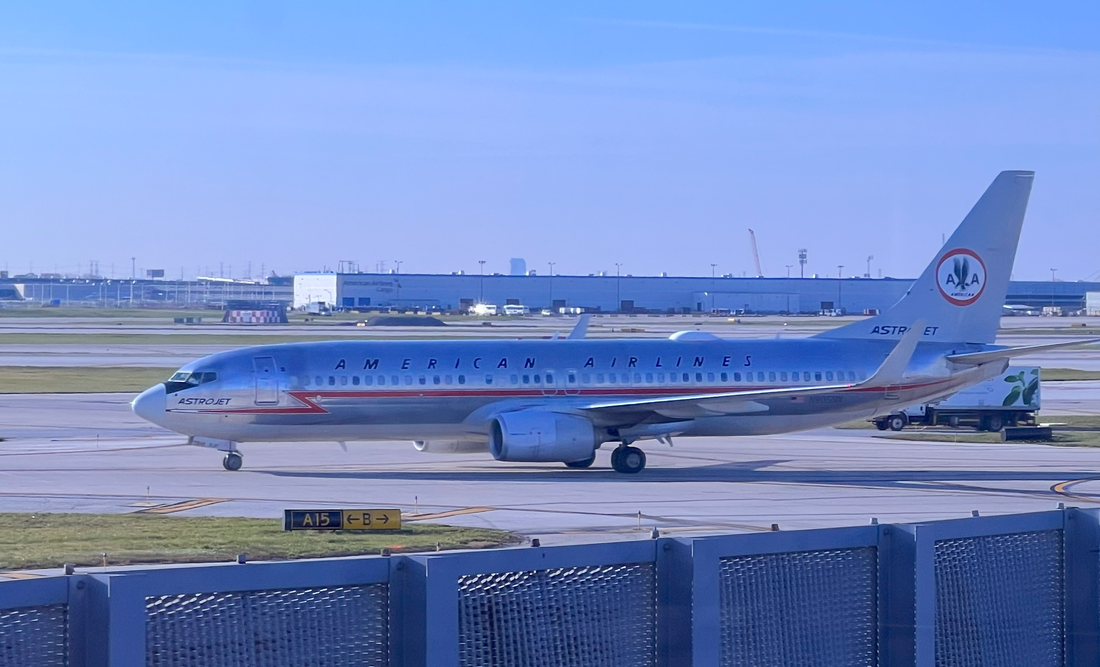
[139,498,228,514]
[406,506,494,521]
[0,572,45,580]
[1052,478,1100,504]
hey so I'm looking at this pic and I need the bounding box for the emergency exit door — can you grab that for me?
[253,356,280,405]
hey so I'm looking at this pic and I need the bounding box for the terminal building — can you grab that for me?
[294,272,1100,315]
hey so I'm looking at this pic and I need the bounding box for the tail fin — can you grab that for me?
[818,170,1034,344]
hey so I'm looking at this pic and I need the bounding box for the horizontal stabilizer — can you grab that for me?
[946,338,1100,366]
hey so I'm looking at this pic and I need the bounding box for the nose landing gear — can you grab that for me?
[222,452,243,471]
[611,445,646,474]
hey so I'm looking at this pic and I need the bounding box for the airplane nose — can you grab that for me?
[132,384,167,424]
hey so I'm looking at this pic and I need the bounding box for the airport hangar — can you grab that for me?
[294,271,1100,315]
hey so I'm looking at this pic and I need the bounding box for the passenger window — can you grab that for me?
[340,376,348,386]
[683,373,690,382]
[608,374,617,384]
[458,375,466,385]
[657,372,665,382]
[634,373,642,383]
[695,372,703,382]
[582,373,591,383]
[707,372,715,382]
[646,373,654,383]
[815,372,822,381]
[522,375,530,384]
[433,376,441,385]
[734,372,741,381]
[826,372,834,381]
[377,376,385,385]
[848,371,856,381]
[302,376,310,387]
[510,374,518,384]
[534,375,541,384]
[780,372,787,382]
[485,375,493,384]
[365,376,373,386]
[546,374,554,384]
[445,375,453,385]
[315,376,323,386]
[721,372,728,382]
[757,372,765,382]
[804,372,811,382]
[769,372,776,382]
[568,373,577,384]
[392,375,399,385]
[352,376,360,386]
[328,376,335,386]
[622,374,629,383]
[669,373,676,383]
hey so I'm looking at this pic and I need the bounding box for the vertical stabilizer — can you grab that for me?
[818,170,1033,344]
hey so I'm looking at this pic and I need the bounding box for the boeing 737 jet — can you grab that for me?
[132,171,1096,473]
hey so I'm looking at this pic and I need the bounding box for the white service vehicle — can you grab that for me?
[502,304,529,316]
[470,303,498,316]
[874,366,1040,432]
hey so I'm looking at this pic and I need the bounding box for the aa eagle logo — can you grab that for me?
[936,249,986,306]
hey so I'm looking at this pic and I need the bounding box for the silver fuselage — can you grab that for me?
[135,336,990,445]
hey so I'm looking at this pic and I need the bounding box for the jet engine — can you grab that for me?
[489,410,597,463]
[413,440,488,454]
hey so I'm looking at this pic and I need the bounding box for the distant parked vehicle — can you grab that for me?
[502,304,529,316]
[470,303,498,316]
[873,366,1040,432]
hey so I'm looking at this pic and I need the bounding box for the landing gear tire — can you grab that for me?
[611,446,646,474]
[565,455,596,469]
[874,420,889,431]
[887,415,907,432]
[222,453,243,471]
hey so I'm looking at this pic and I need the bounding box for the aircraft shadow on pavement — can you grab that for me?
[260,459,1100,495]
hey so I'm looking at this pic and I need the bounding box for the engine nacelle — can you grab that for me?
[413,440,488,454]
[489,411,596,463]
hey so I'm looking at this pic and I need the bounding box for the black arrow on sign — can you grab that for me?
[346,515,359,524]
[379,514,389,523]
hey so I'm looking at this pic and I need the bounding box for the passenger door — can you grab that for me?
[253,356,280,405]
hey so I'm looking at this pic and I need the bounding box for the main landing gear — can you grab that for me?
[611,445,646,474]
[564,455,596,469]
[222,452,243,471]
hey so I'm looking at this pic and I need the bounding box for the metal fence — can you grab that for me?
[3,508,1100,666]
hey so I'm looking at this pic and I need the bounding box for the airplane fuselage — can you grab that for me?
[141,336,985,444]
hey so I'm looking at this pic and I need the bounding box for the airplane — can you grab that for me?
[132,171,1097,473]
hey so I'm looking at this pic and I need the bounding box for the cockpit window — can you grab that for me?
[164,371,217,393]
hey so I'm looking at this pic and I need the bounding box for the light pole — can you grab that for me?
[837,265,844,313]
[710,263,717,278]
[866,255,874,279]
[394,260,402,274]
[548,262,555,310]
[614,263,623,313]
[1050,268,1058,309]
[478,260,486,303]
[785,264,793,278]
[798,249,807,278]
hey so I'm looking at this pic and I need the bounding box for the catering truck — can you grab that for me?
[873,366,1040,432]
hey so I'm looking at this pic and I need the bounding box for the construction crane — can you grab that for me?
[748,229,764,277]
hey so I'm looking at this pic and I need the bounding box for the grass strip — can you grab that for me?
[0,367,172,393]
[0,512,518,571]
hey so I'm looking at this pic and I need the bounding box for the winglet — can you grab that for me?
[567,314,591,340]
[867,320,925,385]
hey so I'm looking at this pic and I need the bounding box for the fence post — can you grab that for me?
[1066,508,1100,665]
[879,523,917,667]
[656,538,694,667]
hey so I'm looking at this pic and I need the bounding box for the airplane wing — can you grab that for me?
[946,338,1100,366]
[580,321,925,419]
[567,314,591,340]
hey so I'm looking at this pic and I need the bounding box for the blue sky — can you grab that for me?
[1,1,1098,280]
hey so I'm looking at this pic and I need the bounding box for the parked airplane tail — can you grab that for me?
[818,170,1034,345]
